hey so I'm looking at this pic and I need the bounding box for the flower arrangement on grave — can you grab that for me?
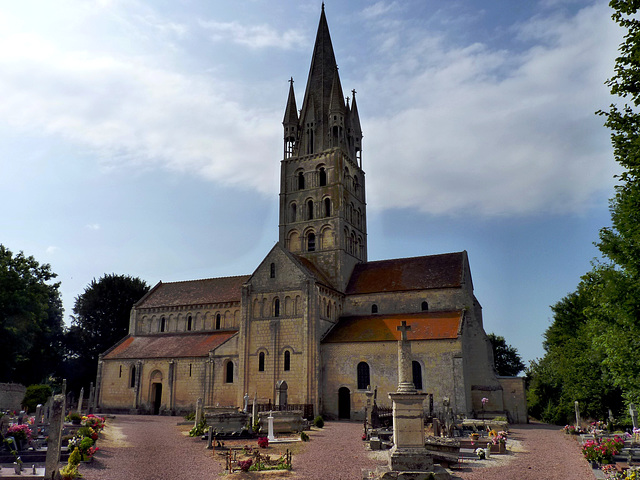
[301,431,310,442]
[475,447,486,459]
[488,429,507,446]
[83,414,105,431]
[633,427,640,444]
[590,421,606,433]
[188,419,207,437]
[238,459,253,472]
[257,436,269,448]
[68,413,82,425]
[582,436,624,464]
[7,424,32,441]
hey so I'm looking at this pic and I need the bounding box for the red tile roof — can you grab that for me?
[103,331,237,359]
[346,252,464,295]
[322,311,463,343]
[136,275,250,309]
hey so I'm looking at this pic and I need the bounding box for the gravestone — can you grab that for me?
[252,393,257,427]
[77,387,84,415]
[243,393,249,413]
[630,404,638,430]
[44,395,65,480]
[35,404,43,425]
[195,398,203,427]
[574,401,581,428]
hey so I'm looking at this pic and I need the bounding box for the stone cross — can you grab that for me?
[574,401,581,428]
[396,321,415,393]
[252,393,257,428]
[243,393,249,413]
[630,403,638,430]
[77,387,84,415]
[44,394,65,480]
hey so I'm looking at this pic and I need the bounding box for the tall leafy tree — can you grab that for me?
[593,0,640,405]
[0,245,64,384]
[487,333,525,377]
[65,273,149,391]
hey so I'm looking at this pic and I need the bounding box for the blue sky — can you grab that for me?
[0,0,623,365]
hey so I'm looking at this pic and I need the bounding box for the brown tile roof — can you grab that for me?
[322,311,463,343]
[103,331,237,359]
[135,275,250,309]
[345,252,464,295]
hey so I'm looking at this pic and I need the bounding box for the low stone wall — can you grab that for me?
[0,383,26,411]
[258,410,303,434]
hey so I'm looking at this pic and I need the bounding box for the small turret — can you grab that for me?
[328,68,346,147]
[350,89,363,167]
[283,77,298,159]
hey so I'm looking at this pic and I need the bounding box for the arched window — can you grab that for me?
[130,365,136,388]
[421,301,429,311]
[259,352,265,372]
[412,361,423,390]
[357,362,370,390]
[371,304,378,314]
[216,314,221,330]
[319,167,327,186]
[225,361,234,383]
[270,263,276,278]
[324,198,331,217]
[307,200,314,219]
[160,317,166,332]
[284,350,291,371]
[187,315,192,331]
[327,302,331,318]
[298,171,305,190]
[274,298,280,317]
[308,233,316,252]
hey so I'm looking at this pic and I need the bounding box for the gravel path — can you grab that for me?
[455,423,594,480]
[79,416,593,480]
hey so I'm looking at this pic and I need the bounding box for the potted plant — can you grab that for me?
[68,412,82,425]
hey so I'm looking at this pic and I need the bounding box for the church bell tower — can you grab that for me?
[278,5,366,292]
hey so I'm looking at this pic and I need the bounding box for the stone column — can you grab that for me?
[94,354,104,412]
[44,394,65,480]
[396,321,416,393]
[168,360,176,412]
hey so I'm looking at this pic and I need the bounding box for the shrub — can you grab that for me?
[238,459,253,472]
[300,431,309,442]
[188,419,207,437]
[313,415,324,428]
[183,411,195,421]
[59,463,80,480]
[22,385,52,413]
[257,436,269,448]
[68,448,82,467]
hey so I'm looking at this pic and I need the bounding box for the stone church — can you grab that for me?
[96,6,526,422]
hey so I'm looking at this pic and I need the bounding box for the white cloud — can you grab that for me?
[362,1,621,216]
[198,20,304,49]
[362,1,399,19]
[46,246,60,254]
[85,224,101,231]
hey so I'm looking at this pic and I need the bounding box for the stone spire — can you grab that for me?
[283,77,298,158]
[298,4,340,154]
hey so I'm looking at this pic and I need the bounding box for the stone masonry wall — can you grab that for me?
[0,383,26,411]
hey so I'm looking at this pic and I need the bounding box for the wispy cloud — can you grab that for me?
[85,224,101,230]
[198,20,304,49]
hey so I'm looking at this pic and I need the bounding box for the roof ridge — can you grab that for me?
[363,251,465,266]
[161,274,251,285]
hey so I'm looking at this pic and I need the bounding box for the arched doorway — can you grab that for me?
[338,387,350,419]
[151,383,162,415]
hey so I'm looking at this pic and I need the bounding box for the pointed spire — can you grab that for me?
[283,77,298,126]
[350,89,362,137]
[328,67,345,116]
[298,4,340,152]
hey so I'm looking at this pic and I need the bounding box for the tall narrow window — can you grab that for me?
[319,167,327,186]
[357,362,370,390]
[270,263,276,278]
[274,298,280,317]
[130,365,136,388]
[290,203,297,222]
[284,350,291,371]
[216,314,221,330]
[160,317,166,332]
[324,198,331,217]
[119,365,122,378]
[298,171,305,190]
[307,200,314,220]
[412,361,423,390]
[421,301,429,311]
[187,315,192,331]
[308,233,316,252]
[189,364,192,377]
[371,304,378,314]
[259,352,265,372]
[225,361,234,383]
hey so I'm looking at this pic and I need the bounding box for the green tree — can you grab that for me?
[65,273,149,391]
[487,333,525,377]
[0,245,64,384]
[22,384,53,412]
[593,0,640,405]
